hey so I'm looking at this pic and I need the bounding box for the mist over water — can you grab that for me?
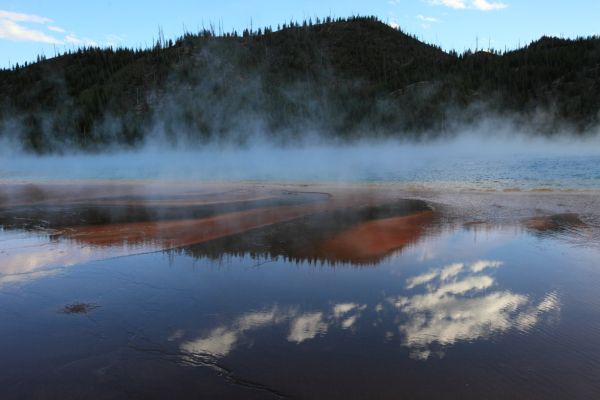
[2,130,600,190]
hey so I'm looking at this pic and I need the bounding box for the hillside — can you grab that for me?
[1,16,599,152]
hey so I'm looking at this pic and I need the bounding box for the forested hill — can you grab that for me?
[1,16,599,152]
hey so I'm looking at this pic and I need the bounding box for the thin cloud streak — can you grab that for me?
[0,10,51,24]
[428,0,507,11]
[48,25,65,33]
[0,19,62,44]
[472,0,508,11]
[0,9,99,47]
[417,14,440,23]
[64,34,97,46]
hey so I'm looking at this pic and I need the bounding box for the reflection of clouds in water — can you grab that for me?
[406,260,502,289]
[181,306,292,357]
[0,269,58,286]
[180,301,367,359]
[287,312,328,343]
[182,326,238,357]
[167,329,185,342]
[333,302,360,317]
[390,260,560,360]
[0,230,159,286]
[178,259,560,362]
[332,302,366,330]
[471,260,503,273]
[0,232,94,286]
[405,270,438,289]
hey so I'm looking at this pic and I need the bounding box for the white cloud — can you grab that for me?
[0,18,62,44]
[472,0,508,10]
[428,0,507,11]
[416,14,440,23]
[64,34,97,46]
[47,25,65,33]
[0,9,99,48]
[0,10,51,24]
[428,0,467,9]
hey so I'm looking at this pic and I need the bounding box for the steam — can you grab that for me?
[2,125,600,189]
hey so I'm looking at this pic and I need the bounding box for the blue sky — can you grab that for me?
[1,1,599,68]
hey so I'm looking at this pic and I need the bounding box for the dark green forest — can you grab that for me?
[1,16,599,152]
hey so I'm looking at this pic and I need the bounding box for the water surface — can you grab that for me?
[1,184,599,398]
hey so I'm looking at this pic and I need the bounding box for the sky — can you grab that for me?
[1,0,599,68]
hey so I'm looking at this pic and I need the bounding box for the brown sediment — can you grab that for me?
[316,210,435,263]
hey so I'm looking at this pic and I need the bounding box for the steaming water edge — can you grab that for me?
[3,143,600,190]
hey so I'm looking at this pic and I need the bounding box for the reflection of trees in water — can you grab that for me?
[0,197,438,287]
[174,199,439,266]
